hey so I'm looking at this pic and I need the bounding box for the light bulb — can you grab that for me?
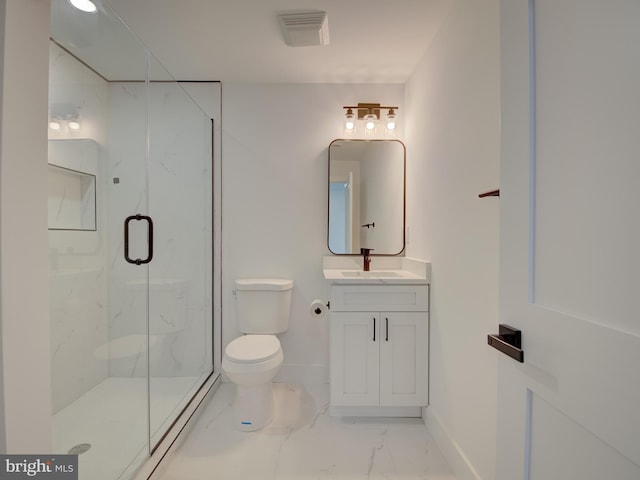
[386,109,397,131]
[386,117,396,131]
[345,109,355,131]
[364,113,377,130]
[343,108,356,135]
[49,120,61,131]
[69,0,97,13]
[68,120,81,131]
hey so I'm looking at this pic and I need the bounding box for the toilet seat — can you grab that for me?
[224,335,281,364]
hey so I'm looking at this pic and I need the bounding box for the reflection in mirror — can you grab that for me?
[328,139,405,255]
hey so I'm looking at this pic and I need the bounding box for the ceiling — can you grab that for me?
[101,0,451,83]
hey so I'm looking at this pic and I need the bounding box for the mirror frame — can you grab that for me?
[327,138,406,256]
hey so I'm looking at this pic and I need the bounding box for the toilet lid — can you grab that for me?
[225,335,281,364]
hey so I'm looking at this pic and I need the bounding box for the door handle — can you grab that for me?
[385,317,389,341]
[124,214,154,265]
[487,324,524,363]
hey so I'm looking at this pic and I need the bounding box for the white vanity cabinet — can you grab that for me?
[329,284,429,414]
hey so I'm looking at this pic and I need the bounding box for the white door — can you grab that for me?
[497,1,640,479]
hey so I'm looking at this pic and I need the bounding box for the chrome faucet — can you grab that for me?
[360,248,374,271]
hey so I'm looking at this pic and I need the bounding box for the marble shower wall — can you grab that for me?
[48,42,110,413]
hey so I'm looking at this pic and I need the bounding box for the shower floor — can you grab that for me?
[53,376,201,480]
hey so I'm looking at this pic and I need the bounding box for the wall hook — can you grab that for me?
[479,189,500,198]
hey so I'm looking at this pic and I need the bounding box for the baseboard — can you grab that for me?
[218,365,328,385]
[424,407,483,480]
[330,405,422,417]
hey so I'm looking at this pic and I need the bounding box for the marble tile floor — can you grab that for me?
[151,383,457,480]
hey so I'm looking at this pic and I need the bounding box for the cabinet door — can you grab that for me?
[330,312,380,406]
[379,312,428,406]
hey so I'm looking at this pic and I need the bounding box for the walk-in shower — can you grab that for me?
[48,1,217,478]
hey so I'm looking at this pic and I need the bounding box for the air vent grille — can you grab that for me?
[278,12,330,47]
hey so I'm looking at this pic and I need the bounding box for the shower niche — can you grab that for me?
[48,1,216,480]
[48,140,97,231]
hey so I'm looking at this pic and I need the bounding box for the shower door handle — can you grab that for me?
[124,214,154,265]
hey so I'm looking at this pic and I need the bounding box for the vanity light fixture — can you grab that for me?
[69,0,98,13]
[342,103,399,136]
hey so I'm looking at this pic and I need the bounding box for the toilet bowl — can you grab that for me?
[222,335,283,431]
[223,335,283,384]
[222,278,293,431]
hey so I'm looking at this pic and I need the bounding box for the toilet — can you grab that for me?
[222,278,293,431]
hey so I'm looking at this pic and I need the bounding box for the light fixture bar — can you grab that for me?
[342,103,399,136]
[342,103,399,120]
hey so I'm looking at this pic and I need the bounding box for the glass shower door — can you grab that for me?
[49,1,214,479]
[48,1,150,478]
[106,57,152,479]
[146,57,214,449]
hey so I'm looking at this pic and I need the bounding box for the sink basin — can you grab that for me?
[322,268,426,284]
[341,271,401,278]
[322,256,430,284]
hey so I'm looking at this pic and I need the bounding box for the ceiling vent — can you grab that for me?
[278,11,330,47]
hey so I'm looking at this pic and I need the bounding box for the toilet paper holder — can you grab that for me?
[313,301,330,315]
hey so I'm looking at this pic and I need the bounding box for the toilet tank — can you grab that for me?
[235,278,293,334]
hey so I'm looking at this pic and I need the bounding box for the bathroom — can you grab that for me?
[2,1,639,480]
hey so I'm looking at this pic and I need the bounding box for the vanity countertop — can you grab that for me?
[322,256,430,285]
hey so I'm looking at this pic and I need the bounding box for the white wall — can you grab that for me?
[404,0,500,479]
[0,0,52,452]
[221,83,403,383]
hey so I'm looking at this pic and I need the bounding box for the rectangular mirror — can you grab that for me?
[328,139,405,255]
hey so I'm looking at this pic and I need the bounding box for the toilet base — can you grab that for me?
[233,382,274,431]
